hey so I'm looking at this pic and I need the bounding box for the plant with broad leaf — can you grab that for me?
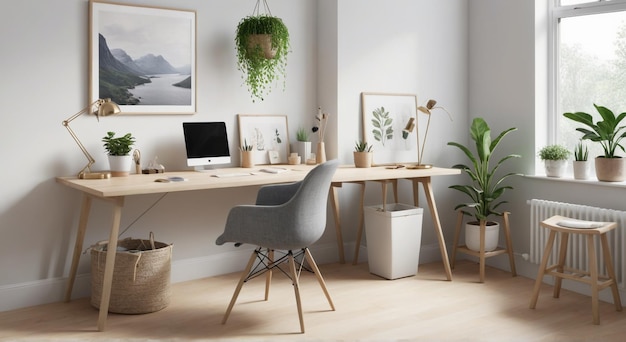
[563,104,626,158]
[102,131,135,156]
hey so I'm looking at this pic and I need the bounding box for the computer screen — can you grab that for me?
[182,122,231,171]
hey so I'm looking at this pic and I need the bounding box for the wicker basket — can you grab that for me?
[90,233,172,314]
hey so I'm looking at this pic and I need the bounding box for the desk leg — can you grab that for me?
[65,194,92,302]
[97,196,124,332]
[417,177,453,281]
[330,183,345,264]
[352,181,366,265]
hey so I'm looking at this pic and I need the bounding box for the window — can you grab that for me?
[550,0,626,159]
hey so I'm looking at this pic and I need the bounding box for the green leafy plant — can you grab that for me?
[354,140,373,152]
[563,104,626,158]
[371,107,393,146]
[235,14,290,102]
[241,139,253,151]
[296,127,309,142]
[538,144,570,161]
[574,140,589,161]
[447,118,521,222]
[102,131,135,156]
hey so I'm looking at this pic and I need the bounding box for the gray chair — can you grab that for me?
[216,159,339,333]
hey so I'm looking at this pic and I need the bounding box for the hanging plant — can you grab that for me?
[235,0,290,102]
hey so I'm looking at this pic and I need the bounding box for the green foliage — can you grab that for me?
[447,118,521,222]
[574,140,589,161]
[354,140,373,152]
[296,127,309,142]
[241,139,253,151]
[563,104,626,158]
[538,144,571,161]
[102,131,135,156]
[235,15,290,102]
[371,107,393,146]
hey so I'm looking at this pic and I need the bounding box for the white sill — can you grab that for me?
[524,174,626,189]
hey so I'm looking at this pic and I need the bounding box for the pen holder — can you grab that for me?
[241,151,254,168]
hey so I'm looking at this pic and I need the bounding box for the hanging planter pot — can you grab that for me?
[235,0,290,102]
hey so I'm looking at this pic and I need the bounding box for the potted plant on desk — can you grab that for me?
[447,118,521,252]
[102,131,135,177]
[353,140,373,168]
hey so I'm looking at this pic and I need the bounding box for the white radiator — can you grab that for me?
[528,199,626,289]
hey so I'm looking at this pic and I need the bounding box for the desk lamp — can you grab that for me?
[62,98,121,179]
[408,99,452,169]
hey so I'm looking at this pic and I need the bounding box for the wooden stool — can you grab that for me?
[529,215,622,325]
[451,211,516,283]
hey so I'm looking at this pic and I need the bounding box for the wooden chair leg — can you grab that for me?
[553,232,569,299]
[601,234,623,312]
[530,230,556,309]
[305,248,335,310]
[451,211,464,269]
[288,252,305,333]
[587,235,600,325]
[265,249,274,301]
[502,212,517,276]
[222,249,257,324]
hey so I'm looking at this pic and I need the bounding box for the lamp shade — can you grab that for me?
[96,99,121,117]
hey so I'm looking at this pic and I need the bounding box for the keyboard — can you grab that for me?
[211,172,253,178]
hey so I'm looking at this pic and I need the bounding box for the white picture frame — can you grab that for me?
[238,114,290,165]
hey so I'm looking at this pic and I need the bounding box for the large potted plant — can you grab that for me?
[563,104,626,182]
[235,6,290,102]
[102,131,135,177]
[538,144,570,178]
[447,118,521,252]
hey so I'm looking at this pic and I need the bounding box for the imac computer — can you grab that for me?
[183,122,231,171]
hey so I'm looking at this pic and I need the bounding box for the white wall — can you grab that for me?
[0,0,470,311]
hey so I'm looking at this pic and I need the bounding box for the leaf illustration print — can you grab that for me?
[371,106,393,146]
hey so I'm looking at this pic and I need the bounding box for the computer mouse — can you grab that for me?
[154,178,170,183]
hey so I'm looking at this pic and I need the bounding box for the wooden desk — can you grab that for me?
[57,164,459,331]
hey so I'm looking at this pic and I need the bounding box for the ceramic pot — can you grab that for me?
[544,160,567,178]
[573,160,591,180]
[465,221,499,252]
[316,142,326,164]
[107,155,132,177]
[595,156,625,182]
[353,151,373,168]
[247,34,276,59]
[241,151,254,168]
[295,141,311,162]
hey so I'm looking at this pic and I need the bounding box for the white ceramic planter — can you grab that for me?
[107,155,132,177]
[573,160,591,180]
[465,222,499,252]
[295,141,311,162]
[544,160,567,178]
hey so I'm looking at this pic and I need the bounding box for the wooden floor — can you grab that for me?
[1,260,625,341]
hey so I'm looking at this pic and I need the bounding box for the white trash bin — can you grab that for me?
[364,203,423,280]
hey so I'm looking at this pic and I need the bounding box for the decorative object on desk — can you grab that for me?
[295,127,311,162]
[90,232,172,314]
[89,1,196,114]
[235,0,290,102]
[409,99,453,169]
[61,98,121,179]
[102,131,136,177]
[142,156,165,174]
[314,107,329,164]
[288,152,301,165]
[447,117,521,252]
[353,140,373,168]
[361,92,418,165]
[563,104,626,181]
[133,149,141,174]
[240,139,254,168]
[573,140,591,180]
[238,114,289,165]
[538,144,570,178]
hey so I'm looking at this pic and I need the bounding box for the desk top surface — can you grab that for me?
[56,164,461,198]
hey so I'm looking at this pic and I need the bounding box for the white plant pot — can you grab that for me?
[107,155,132,177]
[544,160,567,178]
[465,222,499,252]
[295,141,311,162]
[573,160,591,180]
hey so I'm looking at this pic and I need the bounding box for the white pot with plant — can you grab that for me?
[538,144,570,178]
[353,141,373,168]
[447,118,521,252]
[102,131,135,177]
[295,127,311,162]
[573,140,591,180]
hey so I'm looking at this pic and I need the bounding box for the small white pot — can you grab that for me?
[573,160,591,180]
[107,155,132,177]
[465,222,499,252]
[295,141,311,162]
[544,159,567,178]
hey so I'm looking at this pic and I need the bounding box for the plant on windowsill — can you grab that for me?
[102,131,136,177]
[563,104,626,181]
[447,118,521,252]
[573,140,591,180]
[235,0,290,102]
[353,140,373,168]
[538,144,570,178]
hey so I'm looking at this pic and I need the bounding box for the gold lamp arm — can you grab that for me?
[61,98,120,179]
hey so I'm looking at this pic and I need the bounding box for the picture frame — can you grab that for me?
[238,114,290,165]
[89,0,196,114]
[361,92,419,165]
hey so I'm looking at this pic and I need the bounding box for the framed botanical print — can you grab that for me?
[89,0,196,114]
[361,92,419,165]
[238,114,290,165]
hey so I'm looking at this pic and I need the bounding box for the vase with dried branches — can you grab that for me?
[313,107,329,164]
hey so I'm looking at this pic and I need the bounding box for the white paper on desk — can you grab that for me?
[259,167,289,174]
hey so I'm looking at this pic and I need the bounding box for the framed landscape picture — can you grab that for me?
[89,1,196,114]
[361,92,419,165]
[238,114,290,165]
